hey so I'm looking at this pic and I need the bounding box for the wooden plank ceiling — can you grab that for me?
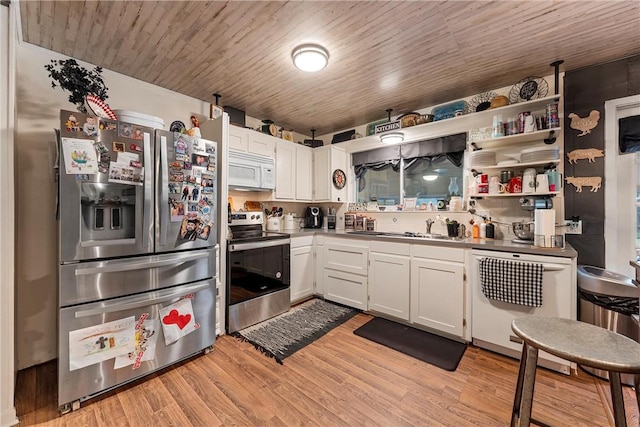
[19,1,640,136]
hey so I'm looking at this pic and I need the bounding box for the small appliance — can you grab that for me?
[304,206,324,229]
[227,150,275,191]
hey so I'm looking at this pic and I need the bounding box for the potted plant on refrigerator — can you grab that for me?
[44,59,109,113]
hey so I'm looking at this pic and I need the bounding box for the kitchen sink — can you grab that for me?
[347,230,466,242]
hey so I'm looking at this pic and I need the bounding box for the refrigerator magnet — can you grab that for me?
[179,215,200,241]
[113,141,126,152]
[168,183,180,194]
[183,161,192,170]
[205,143,215,154]
[175,153,188,162]
[169,160,184,170]
[192,153,209,167]
[65,114,81,132]
[99,119,117,131]
[83,117,99,137]
[129,143,143,152]
[169,172,184,182]
[174,136,188,154]
[169,198,184,222]
[196,222,211,240]
[118,123,132,138]
[131,126,144,140]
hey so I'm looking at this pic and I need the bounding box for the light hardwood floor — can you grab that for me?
[15,313,639,426]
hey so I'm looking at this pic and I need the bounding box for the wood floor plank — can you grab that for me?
[14,312,640,426]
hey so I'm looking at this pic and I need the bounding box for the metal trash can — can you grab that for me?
[577,265,639,386]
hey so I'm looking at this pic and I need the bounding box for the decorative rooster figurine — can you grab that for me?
[568,110,600,136]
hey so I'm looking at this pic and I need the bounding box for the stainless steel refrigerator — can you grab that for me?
[56,110,221,413]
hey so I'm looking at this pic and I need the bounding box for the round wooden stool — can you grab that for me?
[510,316,640,427]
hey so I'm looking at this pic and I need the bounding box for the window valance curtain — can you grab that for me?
[352,132,467,175]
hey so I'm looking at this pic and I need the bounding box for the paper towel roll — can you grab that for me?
[534,209,556,247]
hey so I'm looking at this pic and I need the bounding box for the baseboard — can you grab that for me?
[0,406,18,427]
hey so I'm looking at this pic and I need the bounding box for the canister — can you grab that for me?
[344,213,356,231]
[283,213,298,231]
[522,168,537,194]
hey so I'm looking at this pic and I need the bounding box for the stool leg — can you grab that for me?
[634,374,639,410]
[511,342,538,427]
[609,372,627,427]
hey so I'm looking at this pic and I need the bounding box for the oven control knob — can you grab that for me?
[251,214,256,220]
[276,271,281,279]
[256,214,261,220]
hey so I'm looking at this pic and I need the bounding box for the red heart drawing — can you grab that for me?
[162,309,192,330]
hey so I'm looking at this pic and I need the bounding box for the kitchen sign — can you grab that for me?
[374,120,401,134]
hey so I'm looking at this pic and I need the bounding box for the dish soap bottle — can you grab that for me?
[479,220,487,238]
[471,220,480,238]
[486,217,495,239]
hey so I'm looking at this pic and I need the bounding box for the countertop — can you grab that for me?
[285,228,578,258]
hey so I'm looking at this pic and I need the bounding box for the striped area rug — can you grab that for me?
[232,298,359,364]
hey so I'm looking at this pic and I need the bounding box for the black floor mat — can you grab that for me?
[353,317,467,371]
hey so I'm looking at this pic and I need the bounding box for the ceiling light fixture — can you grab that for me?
[422,174,438,181]
[380,131,404,145]
[292,44,329,72]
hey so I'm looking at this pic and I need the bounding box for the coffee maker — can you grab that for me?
[304,206,324,229]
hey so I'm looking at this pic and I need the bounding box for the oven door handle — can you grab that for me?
[75,252,210,275]
[229,238,291,252]
[74,281,210,318]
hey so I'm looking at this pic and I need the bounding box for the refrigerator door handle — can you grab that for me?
[159,134,169,246]
[143,131,153,249]
[75,252,210,276]
[74,281,210,318]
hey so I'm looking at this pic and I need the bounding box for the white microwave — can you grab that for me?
[228,150,275,191]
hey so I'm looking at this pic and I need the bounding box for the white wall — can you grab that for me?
[15,42,214,369]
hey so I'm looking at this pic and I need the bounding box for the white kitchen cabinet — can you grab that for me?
[228,125,248,152]
[410,245,465,338]
[314,237,324,296]
[247,130,276,157]
[295,145,313,200]
[313,145,347,202]
[290,236,315,303]
[323,238,368,309]
[274,140,313,201]
[368,241,410,320]
[275,139,296,199]
[228,125,276,157]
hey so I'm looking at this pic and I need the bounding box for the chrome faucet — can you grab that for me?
[426,218,434,234]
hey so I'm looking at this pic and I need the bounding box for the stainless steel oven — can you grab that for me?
[226,212,290,333]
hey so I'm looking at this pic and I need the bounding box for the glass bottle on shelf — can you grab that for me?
[448,176,459,196]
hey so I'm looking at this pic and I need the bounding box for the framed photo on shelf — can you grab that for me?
[403,197,417,211]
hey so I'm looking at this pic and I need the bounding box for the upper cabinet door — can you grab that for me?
[313,145,347,202]
[275,140,295,199]
[228,125,248,152]
[313,147,330,201]
[247,131,276,157]
[296,145,313,201]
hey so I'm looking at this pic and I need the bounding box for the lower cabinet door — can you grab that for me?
[368,252,410,320]
[290,245,314,302]
[410,258,464,337]
[324,268,367,310]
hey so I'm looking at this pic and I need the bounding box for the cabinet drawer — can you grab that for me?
[411,244,464,263]
[324,268,367,310]
[290,235,314,248]
[324,243,368,275]
[369,240,410,256]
